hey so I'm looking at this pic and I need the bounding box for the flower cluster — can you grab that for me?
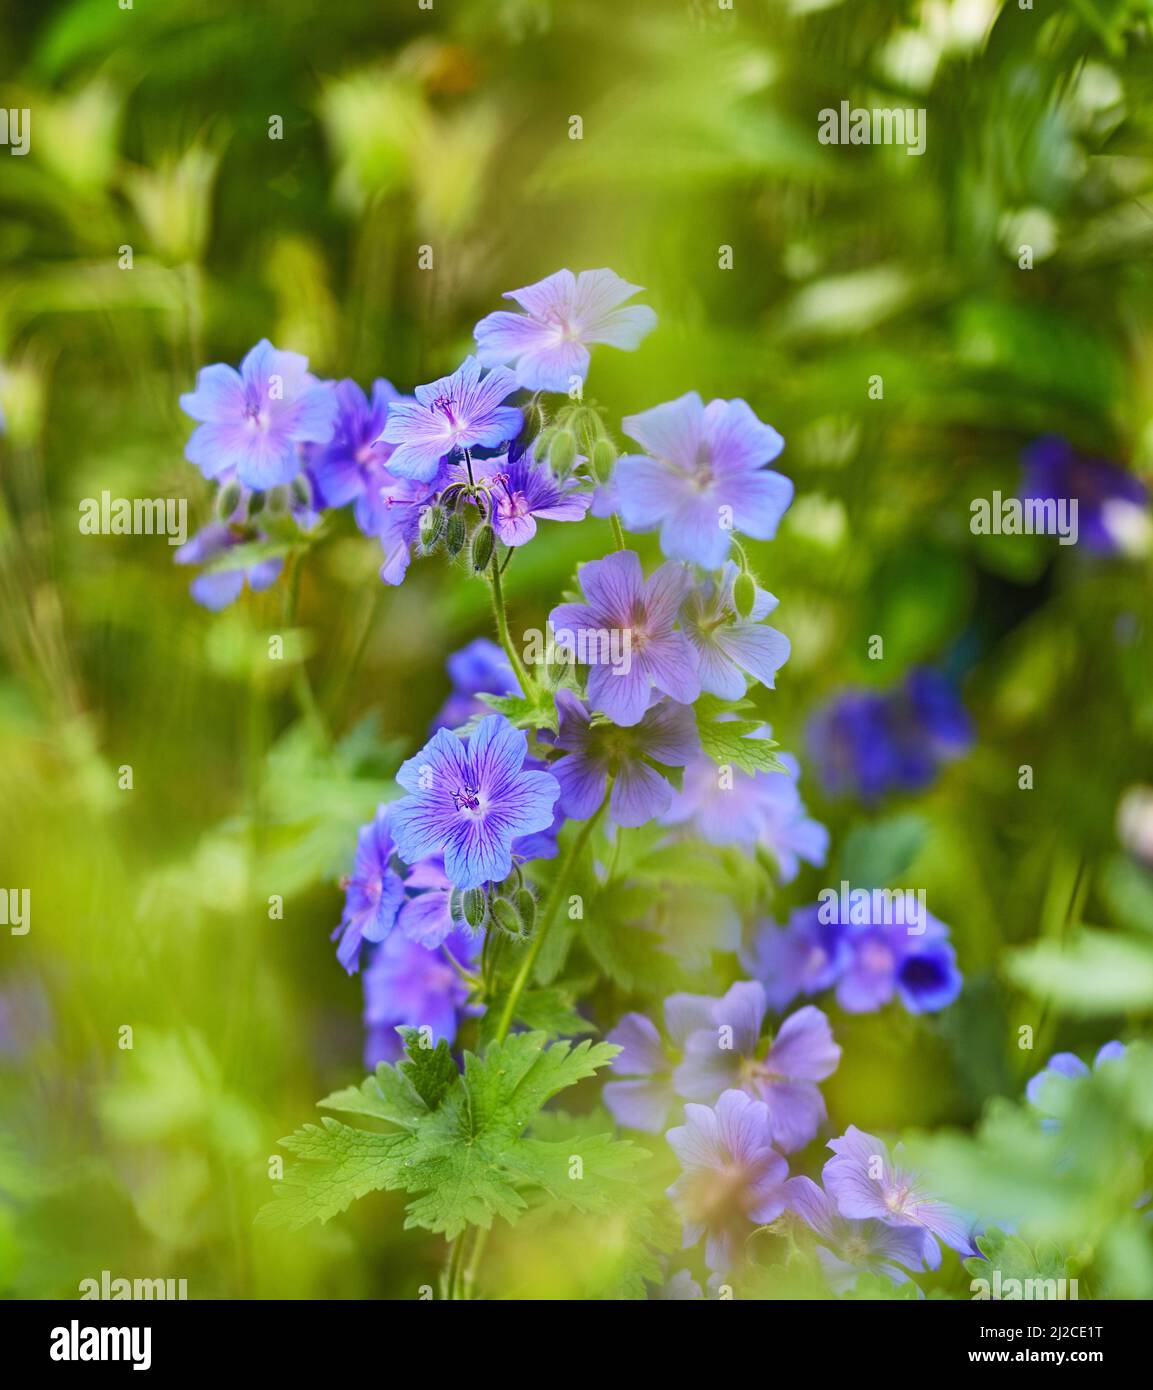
[179,267,981,1300]
[743,901,963,1017]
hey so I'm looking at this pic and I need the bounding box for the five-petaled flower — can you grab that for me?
[180,338,337,490]
[379,356,523,482]
[474,268,657,393]
[549,549,701,726]
[666,1088,790,1274]
[550,687,698,827]
[614,392,793,569]
[389,714,560,890]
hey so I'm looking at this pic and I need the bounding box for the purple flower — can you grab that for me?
[680,563,790,699]
[1021,436,1150,556]
[666,1088,790,1273]
[674,984,841,1152]
[465,453,591,546]
[786,1175,929,1291]
[331,807,407,974]
[836,911,962,1016]
[180,339,337,490]
[173,520,284,611]
[808,668,971,803]
[394,857,456,949]
[603,994,716,1133]
[548,550,700,727]
[362,925,481,1067]
[474,268,657,393]
[823,1125,973,1265]
[308,378,405,509]
[433,638,521,730]
[551,688,698,828]
[614,393,793,569]
[741,904,850,1012]
[390,714,560,890]
[662,750,828,880]
[1026,1041,1127,1114]
[356,467,443,586]
[379,356,523,482]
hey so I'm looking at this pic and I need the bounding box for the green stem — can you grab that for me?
[463,1225,489,1300]
[610,514,627,552]
[283,551,329,744]
[489,556,531,693]
[493,794,608,1043]
[445,1234,467,1301]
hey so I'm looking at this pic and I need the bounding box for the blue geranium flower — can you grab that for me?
[378,356,523,482]
[390,715,560,890]
[474,267,657,392]
[613,392,793,569]
[180,339,337,490]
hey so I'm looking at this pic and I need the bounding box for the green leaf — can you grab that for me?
[838,814,928,888]
[479,689,559,733]
[1006,928,1153,1015]
[694,695,785,776]
[260,1031,635,1239]
[396,1032,459,1110]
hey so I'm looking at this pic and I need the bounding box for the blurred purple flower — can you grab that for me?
[379,356,522,482]
[603,994,716,1132]
[674,984,841,1152]
[1026,1041,1126,1114]
[823,1125,973,1265]
[549,550,700,727]
[331,806,407,974]
[551,688,698,828]
[308,378,405,509]
[1021,436,1150,557]
[666,1088,790,1273]
[786,1175,929,1291]
[174,521,284,611]
[362,926,481,1067]
[681,563,790,700]
[474,268,656,392]
[180,339,337,490]
[836,911,962,1016]
[741,904,850,1012]
[662,749,828,881]
[433,638,521,730]
[807,668,971,803]
[614,393,793,569]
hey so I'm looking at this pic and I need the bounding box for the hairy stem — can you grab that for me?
[610,514,627,552]
[493,794,608,1043]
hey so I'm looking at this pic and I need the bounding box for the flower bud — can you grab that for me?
[215,480,243,521]
[461,887,488,931]
[591,438,616,485]
[290,474,314,511]
[471,523,495,572]
[514,888,537,934]
[420,503,446,548]
[265,484,291,515]
[733,570,756,619]
[549,428,578,478]
[446,512,467,556]
[490,895,526,939]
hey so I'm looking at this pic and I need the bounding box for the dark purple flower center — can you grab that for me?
[432,395,461,428]
[452,783,482,813]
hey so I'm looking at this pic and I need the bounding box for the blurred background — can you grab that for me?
[2,0,1153,1299]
